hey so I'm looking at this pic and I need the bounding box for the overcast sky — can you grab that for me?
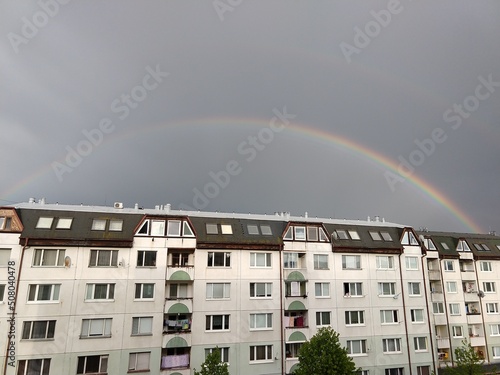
[1,1,499,233]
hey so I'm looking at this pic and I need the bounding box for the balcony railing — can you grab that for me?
[161,354,190,370]
[163,319,191,334]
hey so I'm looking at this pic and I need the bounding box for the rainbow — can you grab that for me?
[0,117,483,233]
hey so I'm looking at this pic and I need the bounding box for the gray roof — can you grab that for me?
[419,231,500,259]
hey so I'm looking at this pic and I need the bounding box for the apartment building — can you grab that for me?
[0,201,498,375]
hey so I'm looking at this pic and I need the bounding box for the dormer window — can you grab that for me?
[91,219,106,231]
[221,225,232,235]
[56,218,73,229]
[0,217,11,231]
[36,217,54,229]
[109,220,123,232]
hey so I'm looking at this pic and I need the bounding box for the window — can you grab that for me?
[17,359,51,375]
[283,252,299,268]
[411,309,424,323]
[221,224,232,234]
[128,352,150,372]
[344,282,363,296]
[378,282,396,296]
[334,230,349,240]
[285,281,306,297]
[205,347,229,363]
[405,256,418,270]
[89,250,118,267]
[487,303,499,314]
[27,284,60,302]
[85,284,115,301]
[402,230,419,245]
[386,368,404,375]
[380,310,398,324]
[441,242,450,250]
[169,283,187,299]
[480,261,492,272]
[77,355,108,374]
[36,217,53,229]
[91,219,106,231]
[446,281,457,293]
[382,338,402,353]
[206,223,218,234]
[369,231,382,241]
[342,255,361,269]
[307,226,318,241]
[348,230,361,240]
[137,251,156,267]
[0,217,12,231]
[182,221,194,236]
[433,302,444,314]
[355,371,370,375]
[108,219,123,231]
[347,340,367,355]
[444,260,454,271]
[452,326,463,337]
[414,337,427,351]
[32,249,65,267]
[286,343,303,359]
[250,282,272,298]
[408,282,421,296]
[491,324,500,336]
[167,220,181,236]
[132,317,153,335]
[345,311,364,325]
[206,283,230,299]
[250,252,271,267]
[56,217,72,229]
[315,282,330,298]
[493,347,500,359]
[250,345,273,362]
[171,252,189,267]
[21,320,56,340]
[316,311,331,326]
[416,366,430,375]
[423,238,436,250]
[313,254,328,270]
[247,225,259,235]
[0,248,11,266]
[376,256,394,269]
[135,283,154,299]
[80,318,112,338]
[483,282,496,293]
[260,225,272,235]
[0,284,4,301]
[294,226,306,240]
[380,232,393,241]
[474,243,491,251]
[250,313,272,330]
[150,220,165,236]
[449,303,460,315]
[207,252,231,267]
[206,315,230,331]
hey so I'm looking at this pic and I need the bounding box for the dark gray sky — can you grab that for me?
[1,1,499,233]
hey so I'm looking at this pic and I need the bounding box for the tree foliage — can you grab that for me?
[194,347,229,375]
[293,326,359,375]
[446,339,485,375]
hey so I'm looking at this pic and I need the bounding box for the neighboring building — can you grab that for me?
[0,200,498,375]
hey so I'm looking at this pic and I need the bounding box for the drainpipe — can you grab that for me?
[420,254,437,374]
[398,253,413,375]
[3,237,28,375]
[280,244,285,375]
[474,258,490,363]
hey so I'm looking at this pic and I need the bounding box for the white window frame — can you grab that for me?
[283,252,299,269]
[55,217,72,229]
[132,316,153,335]
[137,250,157,267]
[250,252,272,268]
[410,309,424,323]
[345,310,364,326]
[449,303,460,315]
[446,281,458,293]
[452,326,463,338]
[85,283,115,301]
[167,220,181,236]
[17,359,51,375]
[480,261,492,272]
[376,256,394,269]
[380,310,398,324]
[36,217,53,229]
[108,219,123,231]
[414,337,427,352]
[382,338,402,353]
[207,252,231,267]
[150,220,165,236]
[27,284,60,302]
[205,347,230,363]
[0,248,11,266]
[77,355,108,374]
[444,260,454,271]
[347,339,367,356]
[342,255,361,270]
[483,282,496,293]
[344,282,363,297]
[249,313,273,330]
[21,320,56,340]
[91,219,106,231]
[89,249,118,267]
[313,254,329,270]
[135,283,155,300]
[294,226,306,241]
[128,352,150,372]
[315,282,330,298]
[80,318,112,338]
[206,314,230,331]
[433,302,444,314]
[250,282,272,298]
[316,311,331,326]
[405,256,419,270]
[490,324,500,336]
[250,345,273,362]
[378,282,396,297]
[408,282,421,296]
[206,283,230,299]
[486,303,499,314]
[493,347,500,359]
[32,249,65,267]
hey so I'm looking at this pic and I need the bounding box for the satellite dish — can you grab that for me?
[64,256,71,268]
[477,290,485,298]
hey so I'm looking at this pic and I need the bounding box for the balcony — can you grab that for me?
[467,314,483,325]
[165,299,193,313]
[428,270,441,280]
[166,266,194,281]
[160,354,190,370]
[459,252,474,260]
[470,336,486,347]
[437,338,450,349]
[461,271,476,281]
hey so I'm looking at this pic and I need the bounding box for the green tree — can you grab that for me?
[194,347,229,375]
[446,339,485,375]
[293,326,359,375]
